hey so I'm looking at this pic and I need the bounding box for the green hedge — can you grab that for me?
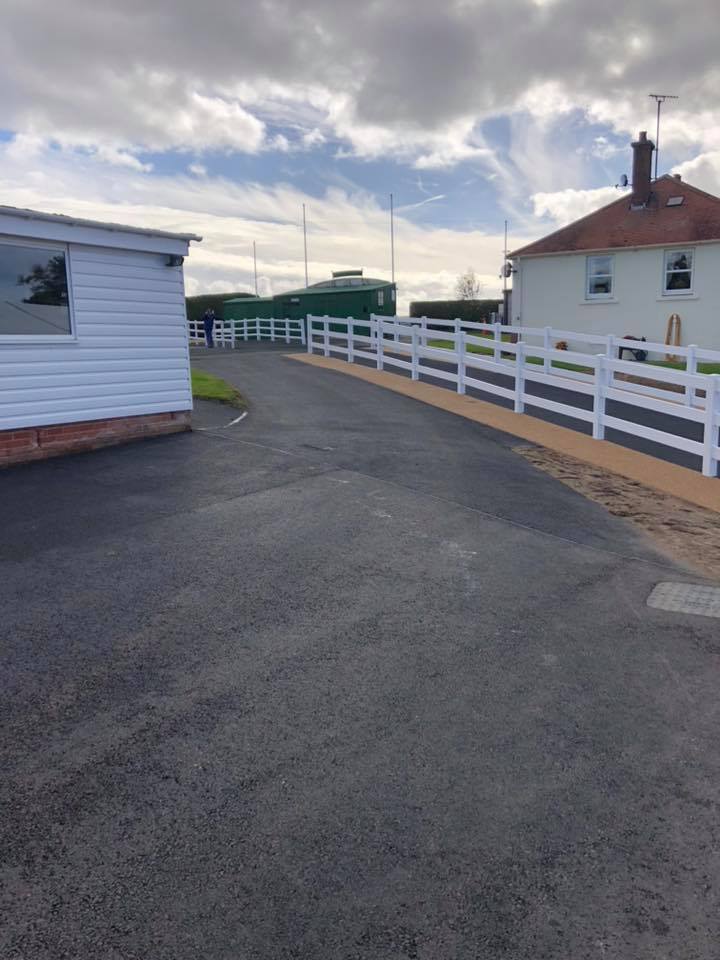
[409,299,501,324]
[185,292,254,322]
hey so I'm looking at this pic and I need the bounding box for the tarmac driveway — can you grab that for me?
[2,343,720,959]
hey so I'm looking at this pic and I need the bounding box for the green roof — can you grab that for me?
[224,295,273,304]
[279,281,392,297]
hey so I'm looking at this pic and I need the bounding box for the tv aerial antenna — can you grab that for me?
[649,93,679,179]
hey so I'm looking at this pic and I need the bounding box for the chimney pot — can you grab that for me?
[672,173,682,181]
[631,130,655,206]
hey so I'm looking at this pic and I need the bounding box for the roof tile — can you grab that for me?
[510,176,720,257]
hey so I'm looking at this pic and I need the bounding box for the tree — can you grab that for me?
[18,255,68,305]
[455,268,483,300]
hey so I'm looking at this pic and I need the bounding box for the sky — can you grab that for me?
[2,0,720,312]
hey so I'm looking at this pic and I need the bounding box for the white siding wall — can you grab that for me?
[0,243,192,431]
[514,243,720,352]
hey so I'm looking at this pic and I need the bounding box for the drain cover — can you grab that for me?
[647,582,720,619]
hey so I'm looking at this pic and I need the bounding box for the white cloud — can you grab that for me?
[531,186,625,226]
[188,163,208,177]
[672,151,720,195]
[3,0,719,169]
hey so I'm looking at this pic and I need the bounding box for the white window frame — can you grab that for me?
[662,247,694,297]
[0,236,76,343]
[378,289,385,307]
[585,254,614,300]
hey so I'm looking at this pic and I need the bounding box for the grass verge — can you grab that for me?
[191,369,246,408]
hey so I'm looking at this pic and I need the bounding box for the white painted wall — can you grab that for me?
[0,242,193,431]
[513,243,720,352]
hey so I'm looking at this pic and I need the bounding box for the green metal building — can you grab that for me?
[224,269,396,324]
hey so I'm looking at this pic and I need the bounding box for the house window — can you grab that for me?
[586,255,614,299]
[663,248,693,294]
[378,290,384,306]
[0,240,72,337]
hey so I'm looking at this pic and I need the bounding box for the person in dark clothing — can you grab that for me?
[202,308,216,348]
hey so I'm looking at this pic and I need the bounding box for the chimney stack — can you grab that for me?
[631,131,655,207]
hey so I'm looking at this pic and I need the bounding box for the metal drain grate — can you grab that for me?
[647,582,720,619]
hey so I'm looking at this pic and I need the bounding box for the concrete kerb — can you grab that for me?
[289,353,720,515]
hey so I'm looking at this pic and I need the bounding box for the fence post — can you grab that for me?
[270,317,276,343]
[376,318,384,370]
[300,317,307,346]
[702,374,719,477]
[421,316,428,349]
[284,318,290,344]
[457,330,466,394]
[347,316,354,363]
[514,342,525,413]
[411,327,419,380]
[493,322,502,365]
[592,355,607,440]
[255,317,260,342]
[231,321,236,349]
[323,315,330,357]
[543,326,551,374]
[394,317,400,344]
[306,315,313,353]
[686,344,698,407]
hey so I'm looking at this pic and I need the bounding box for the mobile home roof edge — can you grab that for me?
[0,204,202,242]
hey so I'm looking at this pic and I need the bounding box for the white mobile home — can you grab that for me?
[0,205,200,465]
[510,132,720,352]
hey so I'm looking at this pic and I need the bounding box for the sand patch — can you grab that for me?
[516,445,720,582]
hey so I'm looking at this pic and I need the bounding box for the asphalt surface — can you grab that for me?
[2,342,720,960]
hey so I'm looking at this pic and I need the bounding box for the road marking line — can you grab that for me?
[227,411,248,427]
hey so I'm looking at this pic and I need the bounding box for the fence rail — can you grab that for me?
[189,317,306,347]
[307,314,720,477]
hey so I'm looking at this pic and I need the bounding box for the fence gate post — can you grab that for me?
[457,330,466,394]
[285,318,290,344]
[421,316,427,349]
[514,342,525,413]
[376,319,384,370]
[347,316,354,363]
[323,315,330,357]
[702,374,720,477]
[686,344,698,407]
[493,322,502,365]
[592,355,607,440]
[411,326,419,380]
[543,326,551,374]
[306,315,313,353]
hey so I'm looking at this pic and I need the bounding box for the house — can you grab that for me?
[224,269,396,325]
[509,132,720,351]
[0,205,201,466]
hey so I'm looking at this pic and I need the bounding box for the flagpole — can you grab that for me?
[253,241,258,296]
[303,204,309,287]
[390,193,395,284]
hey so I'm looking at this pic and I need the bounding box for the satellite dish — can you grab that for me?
[617,174,629,188]
[502,262,514,278]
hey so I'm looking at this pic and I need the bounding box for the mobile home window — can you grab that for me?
[585,255,614,298]
[0,241,72,337]
[378,290,384,306]
[663,249,693,294]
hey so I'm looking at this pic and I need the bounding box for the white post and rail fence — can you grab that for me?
[305,314,720,478]
[188,316,306,347]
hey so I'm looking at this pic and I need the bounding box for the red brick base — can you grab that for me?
[0,411,191,467]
